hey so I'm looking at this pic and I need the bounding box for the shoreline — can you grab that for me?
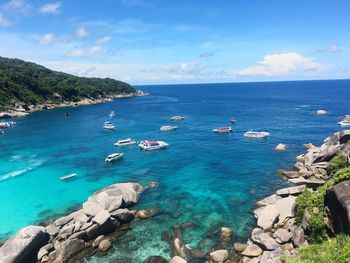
[0,91,148,119]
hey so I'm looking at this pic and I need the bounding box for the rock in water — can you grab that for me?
[0,226,49,263]
[316,109,327,115]
[209,249,228,262]
[220,227,233,240]
[275,143,287,151]
[98,238,112,252]
[144,256,168,263]
[325,180,350,234]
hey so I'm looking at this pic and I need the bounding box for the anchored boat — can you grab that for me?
[139,140,169,151]
[103,121,115,130]
[105,153,124,162]
[213,126,233,133]
[114,138,137,147]
[244,131,270,138]
[170,115,185,121]
[160,125,178,132]
[60,173,77,181]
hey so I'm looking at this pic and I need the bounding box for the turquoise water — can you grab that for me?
[1,80,350,261]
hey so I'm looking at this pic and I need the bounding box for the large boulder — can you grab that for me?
[0,226,49,263]
[325,180,350,234]
[257,205,280,230]
[273,228,293,244]
[275,196,296,224]
[241,244,262,257]
[110,208,135,223]
[256,194,281,207]
[251,228,279,251]
[55,238,85,262]
[209,249,228,262]
[170,256,187,263]
[276,185,306,197]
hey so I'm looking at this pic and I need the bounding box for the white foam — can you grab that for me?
[0,160,44,182]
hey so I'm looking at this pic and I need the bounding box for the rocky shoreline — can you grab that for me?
[0,90,148,119]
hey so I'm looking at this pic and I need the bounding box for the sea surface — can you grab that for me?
[1,80,350,261]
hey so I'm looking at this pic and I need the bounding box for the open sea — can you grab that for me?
[1,80,350,261]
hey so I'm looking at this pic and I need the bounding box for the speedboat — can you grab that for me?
[338,120,350,127]
[139,140,169,151]
[109,111,116,117]
[160,125,178,132]
[230,117,237,123]
[170,115,185,121]
[103,121,115,130]
[114,138,137,147]
[213,126,233,133]
[60,173,77,181]
[105,153,124,162]
[244,131,270,138]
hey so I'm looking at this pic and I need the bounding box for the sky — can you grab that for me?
[0,0,349,85]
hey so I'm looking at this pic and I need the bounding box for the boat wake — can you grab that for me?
[0,159,44,182]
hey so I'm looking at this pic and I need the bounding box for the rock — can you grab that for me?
[55,238,85,261]
[170,256,187,263]
[273,229,293,244]
[173,237,188,260]
[301,211,310,230]
[209,249,228,262]
[314,145,339,163]
[59,223,75,237]
[277,170,299,179]
[251,228,279,251]
[256,194,281,207]
[83,200,104,217]
[92,235,105,248]
[316,109,327,115]
[325,180,350,234]
[257,205,280,230]
[110,208,135,223]
[275,143,286,151]
[55,213,75,226]
[0,225,49,263]
[144,256,168,263]
[98,238,112,252]
[303,143,317,149]
[233,243,248,253]
[275,196,296,224]
[292,227,305,247]
[37,246,49,261]
[288,178,325,187]
[220,227,233,241]
[46,224,59,236]
[136,208,158,219]
[93,210,111,225]
[241,244,262,257]
[276,185,306,197]
[147,181,159,190]
[249,256,262,263]
[260,248,284,263]
[280,243,294,251]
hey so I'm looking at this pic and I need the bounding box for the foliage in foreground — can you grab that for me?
[0,56,135,111]
[328,154,348,174]
[283,234,350,263]
[295,166,350,243]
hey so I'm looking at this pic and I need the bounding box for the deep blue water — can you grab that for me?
[0,80,350,261]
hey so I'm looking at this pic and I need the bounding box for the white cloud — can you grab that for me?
[65,36,111,57]
[238,52,329,76]
[3,0,31,14]
[316,44,341,53]
[38,33,56,45]
[95,36,111,45]
[76,27,88,38]
[0,12,10,27]
[39,2,61,14]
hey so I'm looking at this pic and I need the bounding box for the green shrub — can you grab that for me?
[295,167,350,243]
[328,154,348,174]
[282,234,350,263]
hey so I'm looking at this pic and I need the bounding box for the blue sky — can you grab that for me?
[0,0,349,84]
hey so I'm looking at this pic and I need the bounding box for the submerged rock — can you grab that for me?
[0,225,49,263]
[98,238,112,252]
[144,256,168,263]
[136,208,158,219]
[220,227,233,241]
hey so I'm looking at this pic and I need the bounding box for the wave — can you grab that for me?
[0,160,44,182]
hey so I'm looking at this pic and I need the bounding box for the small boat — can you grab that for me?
[103,121,115,130]
[139,140,169,151]
[170,115,185,121]
[230,117,237,123]
[109,111,116,117]
[338,120,350,127]
[105,153,124,162]
[0,121,16,128]
[0,129,4,135]
[213,126,233,133]
[60,173,77,181]
[244,131,270,138]
[114,138,137,147]
[160,125,178,132]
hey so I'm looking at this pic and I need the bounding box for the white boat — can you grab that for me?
[338,120,350,127]
[103,121,115,130]
[109,111,116,117]
[139,140,169,151]
[114,138,137,147]
[170,115,185,121]
[60,173,77,181]
[160,125,178,132]
[213,126,233,133]
[244,131,270,138]
[105,153,124,162]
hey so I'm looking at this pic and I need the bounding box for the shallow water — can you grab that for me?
[1,80,350,261]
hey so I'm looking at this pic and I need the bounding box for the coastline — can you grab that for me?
[0,91,148,119]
